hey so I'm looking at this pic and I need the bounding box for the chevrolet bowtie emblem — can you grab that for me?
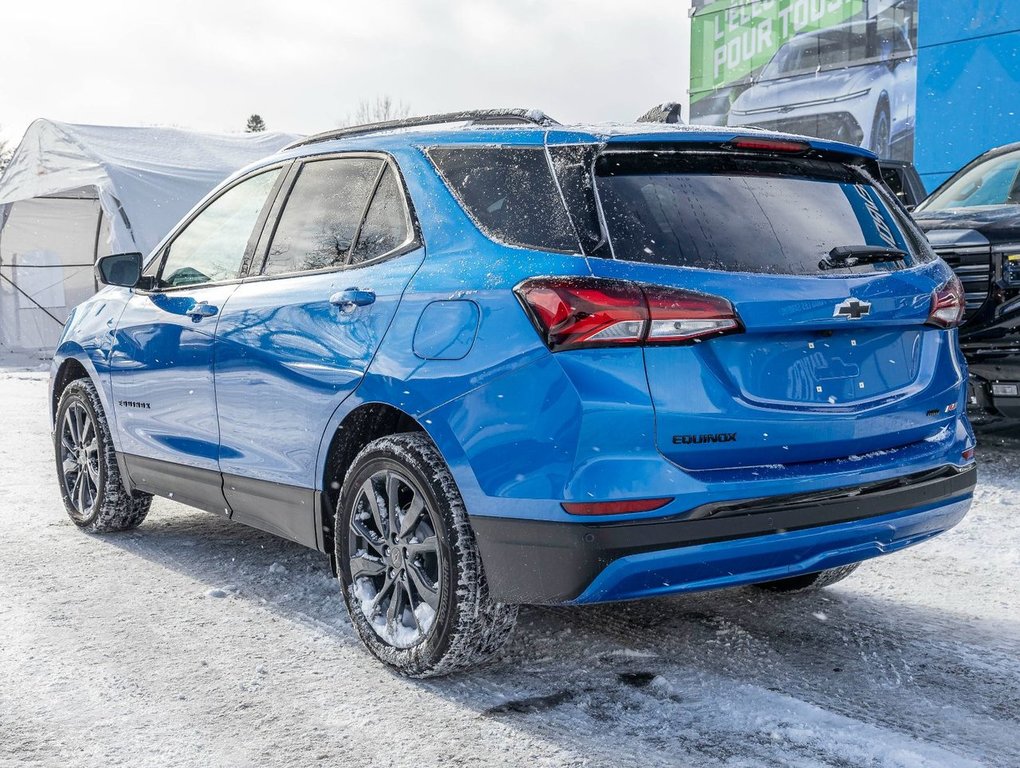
[833,298,871,320]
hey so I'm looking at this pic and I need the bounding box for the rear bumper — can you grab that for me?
[471,464,976,604]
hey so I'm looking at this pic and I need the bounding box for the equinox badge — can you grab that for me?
[833,298,871,320]
[673,432,737,445]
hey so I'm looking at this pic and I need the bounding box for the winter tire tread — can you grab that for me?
[54,378,151,533]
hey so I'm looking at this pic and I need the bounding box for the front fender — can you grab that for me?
[51,286,133,442]
[50,344,112,436]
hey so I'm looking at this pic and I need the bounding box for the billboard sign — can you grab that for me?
[689,0,918,160]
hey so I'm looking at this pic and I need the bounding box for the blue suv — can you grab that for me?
[51,110,977,676]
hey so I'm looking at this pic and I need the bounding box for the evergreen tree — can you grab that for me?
[245,114,267,133]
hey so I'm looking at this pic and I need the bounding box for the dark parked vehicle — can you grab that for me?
[880,159,927,209]
[914,142,1020,421]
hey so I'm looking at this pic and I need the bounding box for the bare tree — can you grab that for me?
[0,128,13,174]
[339,97,411,127]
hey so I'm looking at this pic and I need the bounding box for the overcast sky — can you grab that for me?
[1,0,692,147]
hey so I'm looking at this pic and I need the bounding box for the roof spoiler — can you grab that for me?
[636,103,684,124]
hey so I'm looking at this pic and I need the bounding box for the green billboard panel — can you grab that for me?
[692,0,864,99]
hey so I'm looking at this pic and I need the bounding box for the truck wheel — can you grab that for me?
[54,378,151,532]
[336,432,518,677]
[753,563,861,593]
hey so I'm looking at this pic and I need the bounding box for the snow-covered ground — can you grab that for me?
[1,366,1018,768]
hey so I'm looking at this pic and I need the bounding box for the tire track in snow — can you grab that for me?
[1,372,1017,768]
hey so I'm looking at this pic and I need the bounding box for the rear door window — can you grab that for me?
[596,153,922,276]
[263,157,381,276]
[428,146,579,253]
[350,165,412,265]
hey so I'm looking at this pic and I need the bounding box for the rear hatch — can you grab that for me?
[582,142,960,471]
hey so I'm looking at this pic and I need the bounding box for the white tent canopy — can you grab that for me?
[0,119,298,256]
[0,119,298,351]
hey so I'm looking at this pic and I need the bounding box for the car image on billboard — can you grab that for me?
[728,17,916,157]
[689,0,919,161]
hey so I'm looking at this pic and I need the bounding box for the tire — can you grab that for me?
[54,378,151,532]
[335,432,518,677]
[869,100,891,158]
[753,563,861,594]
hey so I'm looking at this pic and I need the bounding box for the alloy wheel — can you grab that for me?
[348,468,443,648]
[60,402,100,518]
[872,110,890,158]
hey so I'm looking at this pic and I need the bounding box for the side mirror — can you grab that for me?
[96,252,144,288]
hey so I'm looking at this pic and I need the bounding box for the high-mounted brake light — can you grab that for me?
[728,137,811,154]
[514,277,742,351]
[926,275,965,328]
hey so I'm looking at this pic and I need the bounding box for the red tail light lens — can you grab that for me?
[514,278,646,350]
[728,137,811,154]
[515,277,742,351]
[642,284,742,343]
[927,275,965,328]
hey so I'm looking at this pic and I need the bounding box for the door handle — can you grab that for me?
[329,288,376,312]
[185,302,218,319]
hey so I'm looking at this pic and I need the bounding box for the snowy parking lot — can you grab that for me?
[1,367,1018,768]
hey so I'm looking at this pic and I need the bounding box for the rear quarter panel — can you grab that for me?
[310,142,644,514]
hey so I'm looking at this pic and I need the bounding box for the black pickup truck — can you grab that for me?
[912,143,1020,422]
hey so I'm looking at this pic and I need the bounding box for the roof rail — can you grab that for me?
[285,108,559,149]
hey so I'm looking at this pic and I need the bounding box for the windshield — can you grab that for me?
[595,153,928,276]
[761,21,907,80]
[918,149,1020,211]
[762,28,865,78]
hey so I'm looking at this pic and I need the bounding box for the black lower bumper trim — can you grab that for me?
[471,465,976,604]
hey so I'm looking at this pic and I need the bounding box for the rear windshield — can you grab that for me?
[596,153,927,276]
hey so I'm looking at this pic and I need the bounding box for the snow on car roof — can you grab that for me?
[261,119,878,167]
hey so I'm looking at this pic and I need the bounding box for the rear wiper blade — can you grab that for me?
[819,245,907,270]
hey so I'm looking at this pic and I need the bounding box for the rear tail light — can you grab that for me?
[642,284,741,343]
[514,277,742,351]
[926,275,965,328]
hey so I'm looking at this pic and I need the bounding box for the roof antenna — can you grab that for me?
[636,103,684,124]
